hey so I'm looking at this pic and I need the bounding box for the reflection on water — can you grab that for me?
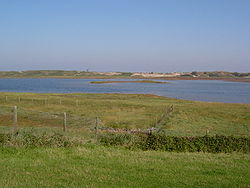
[0,78,249,104]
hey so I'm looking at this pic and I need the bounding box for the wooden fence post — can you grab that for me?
[63,112,67,132]
[18,97,21,103]
[170,104,174,112]
[5,96,7,102]
[95,117,99,137]
[206,129,209,135]
[13,106,17,132]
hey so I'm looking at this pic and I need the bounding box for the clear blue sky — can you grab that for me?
[0,0,249,72]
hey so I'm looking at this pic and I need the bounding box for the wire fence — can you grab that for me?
[0,94,174,134]
[0,95,90,107]
[0,104,100,132]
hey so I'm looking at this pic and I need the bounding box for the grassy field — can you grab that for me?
[0,92,249,136]
[0,146,249,188]
[0,92,249,187]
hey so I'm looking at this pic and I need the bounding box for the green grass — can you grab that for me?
[0,92,249,136]
[90,80,168,84]
[0,146,249,187]
[0,92,249,187]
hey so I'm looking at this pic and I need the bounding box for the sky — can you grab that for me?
[0,0,250,72]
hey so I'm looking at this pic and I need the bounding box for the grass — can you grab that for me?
[0,92,249,136]
[0,92,249,187]
[0,146,249,187]
[90,80,168,84]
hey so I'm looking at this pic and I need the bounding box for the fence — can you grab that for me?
[0,94,174,134]
[0,104,100,132]
[0,95,86,107]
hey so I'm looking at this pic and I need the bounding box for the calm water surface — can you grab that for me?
[0,78,249,104]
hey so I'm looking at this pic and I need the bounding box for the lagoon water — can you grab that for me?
[0,78,249,104]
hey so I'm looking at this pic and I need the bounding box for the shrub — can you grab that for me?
[0,131,81,147]
[98,133,250,153]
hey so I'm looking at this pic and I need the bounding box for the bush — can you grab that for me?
[0,131,81,147]
[98,133,250,153]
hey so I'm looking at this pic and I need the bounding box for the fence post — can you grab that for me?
[13,106,17,132]
[95,117,99,137]
[206,129,209,135]
[5,96,7,102]
[59,99,62,105]
[63,112,67,132]
[18,97,21,103]
[170,105,174,112]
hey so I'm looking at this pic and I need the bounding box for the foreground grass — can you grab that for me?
[0,92,249,187]
[0,92,249,136]
[0,146,249,188]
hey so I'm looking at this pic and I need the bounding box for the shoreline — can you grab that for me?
[0,91,249,105]
[0,76,249,83]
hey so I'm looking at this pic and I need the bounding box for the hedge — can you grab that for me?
[98,133,250,153]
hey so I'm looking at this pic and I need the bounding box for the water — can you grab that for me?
[0,78,249,104]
